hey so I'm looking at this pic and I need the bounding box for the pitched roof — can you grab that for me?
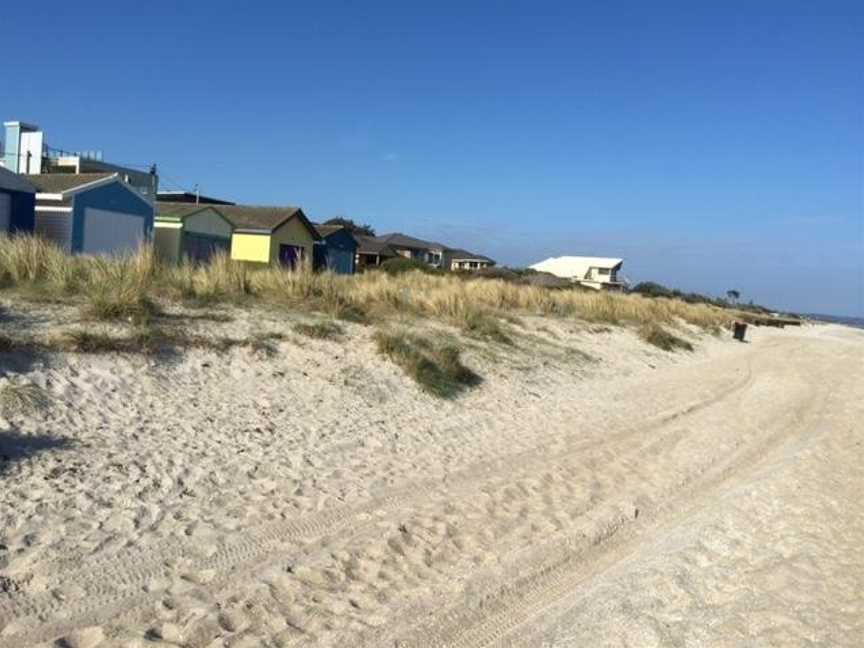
[447,248,495,263]
[313,223,348,238]
[376,232,443,251]
[355,235,398,256]
[24,173,115,194]
[0,167,36,193]
[157,202,319,238]
[215,205,302,233]
[156,202,212,219]
[529,256,623,280]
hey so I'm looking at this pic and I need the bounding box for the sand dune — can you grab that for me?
[1,304,862,647]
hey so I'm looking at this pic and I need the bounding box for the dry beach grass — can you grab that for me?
[0,235,731,329]
[0,236,733,395]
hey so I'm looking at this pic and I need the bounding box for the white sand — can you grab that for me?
[0,304,862,647]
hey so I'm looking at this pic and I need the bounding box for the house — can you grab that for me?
[445,248,496,271]
[354,235,398,268]
[154,203,234,264]
[529,256,625,290]
[312,224,358,275]
[375,233,446,268]
[3,121,158,202]
[25,173,154,255]
[156,191,234,205]
[221,205,319,268]
[0,166,36,235]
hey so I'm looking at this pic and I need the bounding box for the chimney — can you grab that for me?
[3,121,43,174]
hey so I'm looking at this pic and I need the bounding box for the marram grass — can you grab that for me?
[0,236,734,332]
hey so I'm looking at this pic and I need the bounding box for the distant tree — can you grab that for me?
[631,282,673,298]
[324,216,376,237]
[726,289,740,304]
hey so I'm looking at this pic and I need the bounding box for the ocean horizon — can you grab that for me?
[806,314,864,330]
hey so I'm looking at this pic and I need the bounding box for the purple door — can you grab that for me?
[278,244,302,269]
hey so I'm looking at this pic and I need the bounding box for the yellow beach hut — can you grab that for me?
[220,205,320,268]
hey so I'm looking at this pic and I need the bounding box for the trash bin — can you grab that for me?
[733,321,747,342]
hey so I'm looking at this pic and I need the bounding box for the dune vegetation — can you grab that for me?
[0,236,735,396]
[0,236,733,329]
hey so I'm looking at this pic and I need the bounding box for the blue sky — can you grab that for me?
[3,1,862,316]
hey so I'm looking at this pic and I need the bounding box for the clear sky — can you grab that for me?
[3,1,862,316]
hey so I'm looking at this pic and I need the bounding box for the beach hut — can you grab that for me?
[155,203,234,264]
[0,166,36,234]
[25,173,153,255]
[222,205,320,268]
[312,224,358,274]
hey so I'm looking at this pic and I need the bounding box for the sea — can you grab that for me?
[805,314,864,330]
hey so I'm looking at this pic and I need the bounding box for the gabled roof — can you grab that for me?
[217,205,311,235]
[530,256,624,280]
[156,203,235,231]
[0,167,36,194]
[376,232,444,251]
[156,202,213,220]
[228,206,324,239]
[313,223,349,238]
[25,173,115,195]
[157,203,319,239]
[447,248,495,263]
[355,235,398,257]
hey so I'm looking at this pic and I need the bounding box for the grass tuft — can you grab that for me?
[375,331,481,398]
[639,324,694,352]
[294,321,344,340]
[462,310,513,345]
[53,328,172,354]
[80,247,160,324]
[0,382,52,417]
[248,332,288,357]
[333,302,369,324]
[83,293,160,325]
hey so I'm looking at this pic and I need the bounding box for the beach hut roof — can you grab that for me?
[24,173,115,195]
[0,167,37,193]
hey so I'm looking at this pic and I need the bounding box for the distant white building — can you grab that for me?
[530,256,625,290]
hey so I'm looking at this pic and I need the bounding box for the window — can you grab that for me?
[598,267,610,275]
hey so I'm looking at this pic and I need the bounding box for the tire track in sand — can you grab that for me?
[390,344,831,647]
[0,359,755,645]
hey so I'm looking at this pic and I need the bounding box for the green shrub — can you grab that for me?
[639,324,694,352]
[375,331,481,398]
[462,310,513,345]
[378,257,440,276]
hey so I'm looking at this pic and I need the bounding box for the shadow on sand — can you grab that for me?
[0,428,73,477]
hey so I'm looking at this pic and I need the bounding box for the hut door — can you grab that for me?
[0,193,9,232]
[278,244,302,269]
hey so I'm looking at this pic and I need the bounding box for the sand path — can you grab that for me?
[0,320,861,647]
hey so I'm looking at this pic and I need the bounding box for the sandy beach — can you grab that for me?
[1,306,862,647]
